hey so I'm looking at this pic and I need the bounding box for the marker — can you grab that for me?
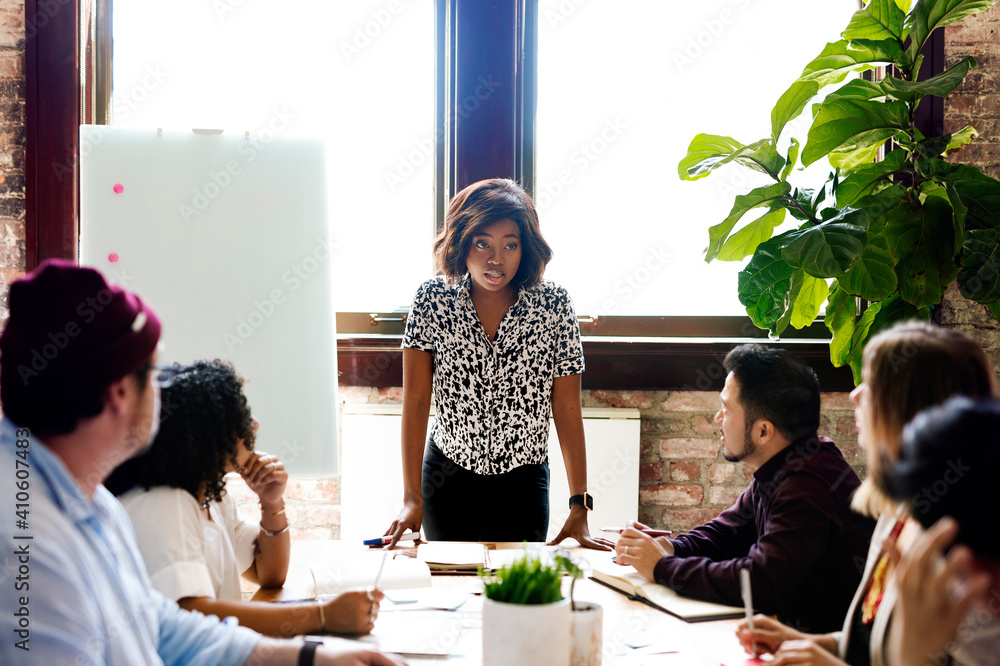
[600,527,673,537]
[740,568,757,659]
[363,531,420,546]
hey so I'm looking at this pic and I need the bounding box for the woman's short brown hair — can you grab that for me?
[852,320,997,517]
[433,179,553,287]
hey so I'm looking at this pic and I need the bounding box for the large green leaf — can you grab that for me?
[906,0,998,67]
[822,79,888,105]
[780,210,869,278]
[839,234,899,300]
[790,272,829,329]
[738,234,798,334]
[988,300,1000,322]
[706,182,793,262]
[847,296,931,383]
[717,208,786,261]
[829,142,885,170]
[847,299,884,383]
[780,139,800,182]
[836,149,908,207]
[880,56,978,102]
[803,98,909,166]
[678,135,776,181]
[771,80,821,145]
[943,180,968,249]
[884,197,959,308]
[825,280,858,367]
[959,229,1000,303]
[944,125,978,154]
[940,163,1000,230]
[771,39,902,142]
[844,0,907,41]
[855,184,909,234]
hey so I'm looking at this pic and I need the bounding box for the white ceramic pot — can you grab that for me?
[571,602,603,666]
[482,596,571,666]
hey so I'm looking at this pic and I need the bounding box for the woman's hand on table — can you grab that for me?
[614,524,670,578]
[770,638,847,666]
[240,451,288,506]
[322,589,384,635]
[547,505,615,551]
[736,614,809,656]
[385,501,423,549]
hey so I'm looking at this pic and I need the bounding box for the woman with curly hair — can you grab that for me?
[106,359,381,637]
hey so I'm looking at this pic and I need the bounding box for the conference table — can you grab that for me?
[252,541,756,666]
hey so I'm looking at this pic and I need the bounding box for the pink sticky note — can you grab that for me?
[113,183,124,194]
[108,253,119,263]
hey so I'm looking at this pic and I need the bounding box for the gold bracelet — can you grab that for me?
[259,524,289,537]
[316,599,326,632]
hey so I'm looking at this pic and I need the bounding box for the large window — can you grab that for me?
[112,0,436,312]
[537,0,858,316]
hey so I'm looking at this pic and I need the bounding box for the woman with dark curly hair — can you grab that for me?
[106,359,382,637]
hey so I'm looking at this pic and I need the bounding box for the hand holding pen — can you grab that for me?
[600,525,673,538]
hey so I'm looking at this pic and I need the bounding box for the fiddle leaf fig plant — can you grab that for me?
[679,0,1000,382]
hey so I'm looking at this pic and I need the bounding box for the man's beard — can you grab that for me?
[723,421,757,463]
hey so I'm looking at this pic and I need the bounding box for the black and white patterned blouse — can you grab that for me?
[402,275,586,475]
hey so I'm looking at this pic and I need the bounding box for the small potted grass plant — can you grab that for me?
[481,554,571,666]
[556,551,604,666]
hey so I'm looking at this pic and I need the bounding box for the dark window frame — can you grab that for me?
[30,0,946,391]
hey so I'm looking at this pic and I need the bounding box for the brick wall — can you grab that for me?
[0,0,24,321]
[941,4,1000,368]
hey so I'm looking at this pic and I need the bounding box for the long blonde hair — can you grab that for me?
[852,321,997,517]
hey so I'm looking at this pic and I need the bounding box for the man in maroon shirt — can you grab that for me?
[616,344,874,633]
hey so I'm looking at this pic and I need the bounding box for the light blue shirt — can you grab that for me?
[0,417,260,665]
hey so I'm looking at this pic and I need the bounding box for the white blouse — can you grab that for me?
[403,275,586,475]
[119,486,258,602]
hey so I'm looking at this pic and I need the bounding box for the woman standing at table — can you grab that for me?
[384,179,612,549]
[735,321,997,666]
[106,360,382,637]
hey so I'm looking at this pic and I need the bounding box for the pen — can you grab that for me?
[600,526,673,537]
[363,531,420,546]
[373,550,389,590]
[740,568,757,659]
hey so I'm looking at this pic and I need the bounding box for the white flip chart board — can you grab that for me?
[79,125,338,475]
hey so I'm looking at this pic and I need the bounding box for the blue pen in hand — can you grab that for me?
[363,531,420,546]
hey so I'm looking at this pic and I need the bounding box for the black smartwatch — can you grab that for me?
[299,639,323,666]
[569,492,594,511]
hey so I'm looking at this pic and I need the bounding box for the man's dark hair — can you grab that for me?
[723,344,821,442]
[105,359,256,504]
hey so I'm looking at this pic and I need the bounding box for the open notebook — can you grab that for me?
[590,563,744,622]
[416,543,543,574]
[311,552,432,596]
